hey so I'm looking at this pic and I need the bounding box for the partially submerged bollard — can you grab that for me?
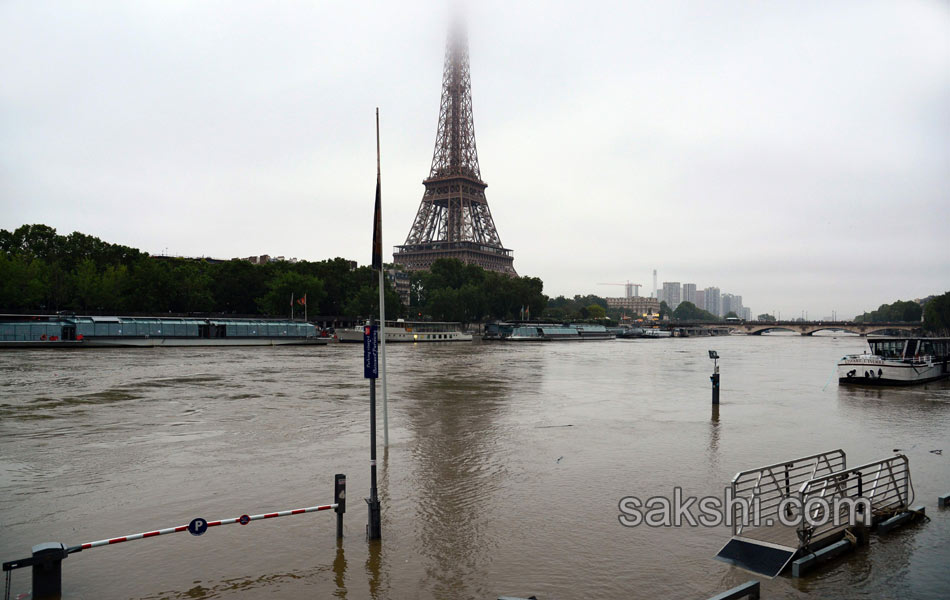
[31,542,68,600]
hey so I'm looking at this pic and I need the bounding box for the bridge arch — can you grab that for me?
[746,327,798,335]
[800,327,863,336]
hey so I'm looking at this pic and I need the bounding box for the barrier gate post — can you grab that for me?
[334,474,346,539]
[31,542,68,600]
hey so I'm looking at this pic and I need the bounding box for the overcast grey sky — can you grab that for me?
[2,1,948,318]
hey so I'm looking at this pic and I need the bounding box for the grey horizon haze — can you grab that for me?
[1,1,948,319]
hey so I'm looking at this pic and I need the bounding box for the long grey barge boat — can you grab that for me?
[0,315,329,348]
[483,322,614,341]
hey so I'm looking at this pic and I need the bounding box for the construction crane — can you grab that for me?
[597,282,642,298]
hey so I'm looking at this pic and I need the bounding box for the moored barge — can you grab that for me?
[483,322,614,341]
[838,337,949,385]
[336,320,472,343]
[0,315,329,348]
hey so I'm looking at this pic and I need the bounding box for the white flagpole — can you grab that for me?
[376,109,389,448]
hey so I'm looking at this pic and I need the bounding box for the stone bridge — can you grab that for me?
[672,321,923,336]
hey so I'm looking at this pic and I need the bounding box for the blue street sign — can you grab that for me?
[363,325,379,379]
[188,518,208,536]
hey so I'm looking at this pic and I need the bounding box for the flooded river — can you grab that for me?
[1,335,948,599]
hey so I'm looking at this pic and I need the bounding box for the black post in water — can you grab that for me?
[31,542,68,600]
[367,381,382,539]
[708,350,720,405]
[363,325,382,540]
[334,473,346,539]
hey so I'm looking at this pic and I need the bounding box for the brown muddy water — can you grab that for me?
[1,335,948,599]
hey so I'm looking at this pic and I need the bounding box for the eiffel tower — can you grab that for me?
[393,29,516,276]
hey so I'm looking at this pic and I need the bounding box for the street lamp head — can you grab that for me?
[708,350,719,360]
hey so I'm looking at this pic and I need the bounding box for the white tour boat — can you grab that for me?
[337,320,472,343]
[838,337,949,386]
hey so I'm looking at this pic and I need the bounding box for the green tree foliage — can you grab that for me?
[257,270,327,317]
[544,294,611,321]
[757,313,775,321]
[854,300,923,323]
[724,311,740,319]
[586,304,607,319]
[0,253,48,310]
[409,258,545,323]
[672,301,719,321]
[923,292,950,334]
[0,224,406,318]
[659,301,673,320]
[342,267,402,319]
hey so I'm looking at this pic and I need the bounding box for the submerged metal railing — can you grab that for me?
[797,454,912,542]
[730,449,847,537]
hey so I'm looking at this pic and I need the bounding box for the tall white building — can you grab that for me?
[695,289,706,311]
[682,283,696,305]
[721,293,743,318]
[704,287,721,317]
[662,282,681,310]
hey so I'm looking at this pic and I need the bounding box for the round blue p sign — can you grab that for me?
[188,518,208,536]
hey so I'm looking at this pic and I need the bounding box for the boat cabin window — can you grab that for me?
[903,339,919,358]
[869,340,905,358]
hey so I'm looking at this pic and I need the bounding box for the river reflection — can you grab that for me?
[400,344,516,599]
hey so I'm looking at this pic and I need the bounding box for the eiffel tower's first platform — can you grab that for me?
[393,29,516,276]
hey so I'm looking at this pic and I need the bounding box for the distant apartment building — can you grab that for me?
[606,296,661,317]
[721,293,736,317]
[682,283,697,306]
[742,307,752,321]
[704,287,721,317]
[694,289,705,311]
[662,282,681,310]
[239,255,271,264]
[721,293,744,318]
[386,268,411,305]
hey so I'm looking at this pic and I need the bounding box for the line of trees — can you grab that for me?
[854,299,922,323]
[923,293,950,335]
[544,295,608,321]
[408,259,546,323]
[0,225,400,318]
[853,294,950,334]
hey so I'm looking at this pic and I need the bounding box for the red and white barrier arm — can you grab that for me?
[73,503,337,552]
